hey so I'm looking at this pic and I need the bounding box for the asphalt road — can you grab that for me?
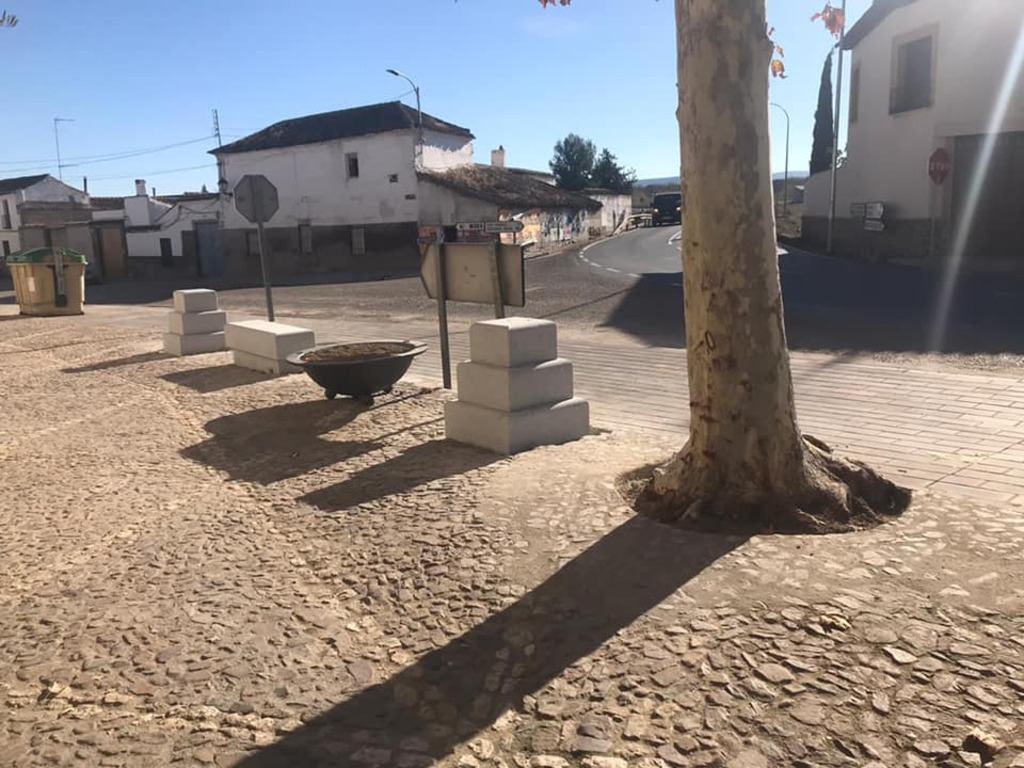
[4,230,1023,365]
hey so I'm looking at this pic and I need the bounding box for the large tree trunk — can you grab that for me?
[642,0,907,533]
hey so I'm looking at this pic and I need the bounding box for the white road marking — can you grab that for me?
[668,230,682,245]
[606,267,621,274]
[628,273,640,278]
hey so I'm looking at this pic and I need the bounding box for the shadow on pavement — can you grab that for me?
[299,439,497,513]
[602,268,1024,355]
[61,351,168,374]
[74,269,418,307]
[182,399,381,485]
[161,364,273,393]
[235,516,742,767]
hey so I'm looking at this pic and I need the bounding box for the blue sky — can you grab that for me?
[0,0,870,197]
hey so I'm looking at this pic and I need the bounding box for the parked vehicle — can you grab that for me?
[651,192,682,226]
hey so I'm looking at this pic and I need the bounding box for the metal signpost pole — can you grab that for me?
[489,239,505,319]
[234,175,280,323]
[256,219,274,322]
[435,232,452,389]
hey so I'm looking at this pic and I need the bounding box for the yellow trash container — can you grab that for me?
[7,247,87,316]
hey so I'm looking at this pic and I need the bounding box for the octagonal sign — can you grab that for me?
[234,174,279,223]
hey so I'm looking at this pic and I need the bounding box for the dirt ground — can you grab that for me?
[1,315,1022,768]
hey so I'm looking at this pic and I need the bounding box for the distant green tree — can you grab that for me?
[809,52,834,175]
[549,133,596,191]
[590,148,637,193]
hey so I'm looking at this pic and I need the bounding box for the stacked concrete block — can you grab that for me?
[225,319,315,375]
[445,318,589,454]
[163,289,227,356]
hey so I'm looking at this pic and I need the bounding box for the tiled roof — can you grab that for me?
[212,101,474,155]
[842,0,918,50]
[0,174,48,195]
[418,164,601,211]
[89,196,126,210]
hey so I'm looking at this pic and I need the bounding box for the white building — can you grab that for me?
[210,100,475,279]
[0,174,89,258]
[803,0,1024,267]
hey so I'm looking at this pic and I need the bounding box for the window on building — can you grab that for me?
[1,200,10,230]
[160,237,173,266]
[346,153,360,179]
[2,240,9,258]
[352,227,366,256]
[43,229,53,248]
[246,230,261,257]
[299,223,313,254]
[891,35,933,114]
[850,65,861,123]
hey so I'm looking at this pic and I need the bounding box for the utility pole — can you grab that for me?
[386,69,422,167]
[212,109,222,147]
[53,117,74,181]
[826,0,848,254]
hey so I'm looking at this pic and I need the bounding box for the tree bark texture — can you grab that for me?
[644,0,908,531]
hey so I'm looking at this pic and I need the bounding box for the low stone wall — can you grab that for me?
[802,216,937,264]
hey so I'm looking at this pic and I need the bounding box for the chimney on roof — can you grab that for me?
[151,187,156,197]
[491,145,506,168]
[83,176,88,195]
[135,179,147,197]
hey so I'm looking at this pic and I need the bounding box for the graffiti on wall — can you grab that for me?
[539,209,589,243]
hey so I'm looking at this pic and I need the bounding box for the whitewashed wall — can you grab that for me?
[126,197,221,259]
[812,0,1024,220]
[217,130,421,230]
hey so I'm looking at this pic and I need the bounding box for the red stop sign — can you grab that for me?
[929,148,951,185]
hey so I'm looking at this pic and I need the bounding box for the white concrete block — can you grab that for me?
[172,289,218,314]
[445,397,590,455]
[163,331,226,356]
[469,318,558,368]
[231,349,302,376]
[167,309,227,336]
[225,320,315,360]
[456,358,574,412]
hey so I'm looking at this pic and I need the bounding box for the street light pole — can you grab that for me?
[53,117,74,181]
[386,69,422,167]
[770,102,791,218]
[826,0,848,254]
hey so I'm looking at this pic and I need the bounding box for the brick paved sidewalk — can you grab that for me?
[81,303,1024,507]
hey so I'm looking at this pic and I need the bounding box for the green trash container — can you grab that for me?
[7,247,88,316]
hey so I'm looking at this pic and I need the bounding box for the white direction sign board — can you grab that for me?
[456,220,526,235]
[420,243,525,307]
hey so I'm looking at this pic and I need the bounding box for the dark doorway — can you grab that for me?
[195,221,223,277]
[952,131,1024,266]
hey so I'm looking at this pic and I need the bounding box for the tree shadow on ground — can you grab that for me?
[71,268,418,307]
[181,399,382,485]
[601,270,1024,355]
[299,439,498,513]
[235,516,743,767]
[61,351,168,374]
[161,364,273,393]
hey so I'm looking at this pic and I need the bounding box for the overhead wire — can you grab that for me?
[0,136,216,174]
[88,163,214,182]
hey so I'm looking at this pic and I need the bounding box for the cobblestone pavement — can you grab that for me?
[1,315,1023,768]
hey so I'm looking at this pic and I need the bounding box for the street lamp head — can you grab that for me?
[386,68,401,77]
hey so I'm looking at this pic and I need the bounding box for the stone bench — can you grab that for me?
[225,320,316,375]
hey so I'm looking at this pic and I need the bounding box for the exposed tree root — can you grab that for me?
[624,435,911,535]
